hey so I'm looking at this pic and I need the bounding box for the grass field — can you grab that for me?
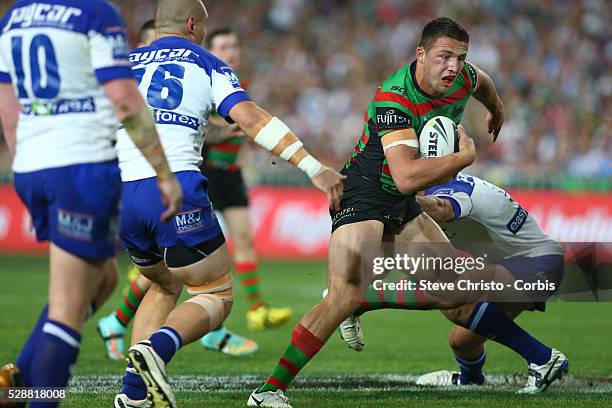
[1,254,611,407]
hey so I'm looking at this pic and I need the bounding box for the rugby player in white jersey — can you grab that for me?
[0,0,181,405]
[113,1,344,407]
[416,173,565,389]
[339,173,567,393]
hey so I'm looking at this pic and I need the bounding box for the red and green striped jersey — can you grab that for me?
[203,79,250,171]
[345,61,478,196]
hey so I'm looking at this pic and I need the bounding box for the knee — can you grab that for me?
[448,327,467,351]
[448,325,484,352]
[325,285,362,315]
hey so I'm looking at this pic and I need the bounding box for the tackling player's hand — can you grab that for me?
[457,124,476,166]
[311,167,346,211]
[157,174,184,221]
[487,107,504,142]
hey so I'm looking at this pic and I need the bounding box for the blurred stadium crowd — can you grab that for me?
[0,0,609,189]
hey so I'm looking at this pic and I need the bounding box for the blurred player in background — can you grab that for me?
[202,28,293,332]
[0,0,182,406]
[137,19,156,48]
[249,17,565,407]
[98,22,258,361]
[113,1,344,407]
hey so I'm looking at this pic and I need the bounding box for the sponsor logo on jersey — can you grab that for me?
[391,85,407,94]
[221,67,241,88]
[152,108,200,130]
[375,107,412,131]
[506,206,529,235]
[20,97,96,116]
[130,48,194,65]
[106,32,129,60]
[3,3,82,33]
[427,131,438,156]
[175,208,204,234]
[57,208,94,241]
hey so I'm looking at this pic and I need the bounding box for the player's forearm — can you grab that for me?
[0,116,17,159]
[204,119,237,144]
[230,102,323,177]
[121,106,173,180]
[473,69,503,116]
[394,153,469,193]
[0,84,20,158]
[416,195,454,222]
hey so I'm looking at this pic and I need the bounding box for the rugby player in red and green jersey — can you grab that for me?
[250,17,568,407]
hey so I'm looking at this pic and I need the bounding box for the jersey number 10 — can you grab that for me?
[11,35,60,99]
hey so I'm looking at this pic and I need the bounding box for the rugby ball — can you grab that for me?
[418,116,459,158]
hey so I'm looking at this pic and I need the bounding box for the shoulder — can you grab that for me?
[461,61,478,93]
[380,64,411,94]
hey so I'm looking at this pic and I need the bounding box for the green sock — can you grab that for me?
[259,324,323,392]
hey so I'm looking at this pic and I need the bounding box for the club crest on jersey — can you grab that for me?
[376,107,411,131]
[221,67,241,88]
[175,208,204,234]
[57,209,94,241]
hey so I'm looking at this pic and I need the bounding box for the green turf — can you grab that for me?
[63,390,612,408]
[1,255,611,407]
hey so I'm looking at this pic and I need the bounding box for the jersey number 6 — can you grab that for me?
[133,63,185,110]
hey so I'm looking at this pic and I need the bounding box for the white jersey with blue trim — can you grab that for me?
[424,173,563,258]
[116,36,251,182]
[0,0,133,173]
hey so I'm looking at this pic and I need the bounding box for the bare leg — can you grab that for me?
[131,262,182,344]
[48,243,105,331]
[222,207,256,264]
[165,243,232,344]
[255,221,384,394]
[92,258,120,311]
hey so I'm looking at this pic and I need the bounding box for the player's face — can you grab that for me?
[210,34,241,70]
[418,36,468,95]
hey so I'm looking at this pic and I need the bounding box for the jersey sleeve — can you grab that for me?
[463,61,478,95]
[86,1,133,84]
[209,58,250,122]
[424,176,475,220]
[372,71,416,138]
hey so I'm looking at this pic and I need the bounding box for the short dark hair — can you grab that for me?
[139,19,155,43]
[205,27,236,49]
[418,17,469,49]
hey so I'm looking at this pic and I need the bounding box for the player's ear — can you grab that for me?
[186,16,196,36]
[416,46,425,64]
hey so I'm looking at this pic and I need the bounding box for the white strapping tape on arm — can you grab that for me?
[382,139,419,152]
[297,155,323,178]
[254,117,290,150]
[279,140,303,160]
